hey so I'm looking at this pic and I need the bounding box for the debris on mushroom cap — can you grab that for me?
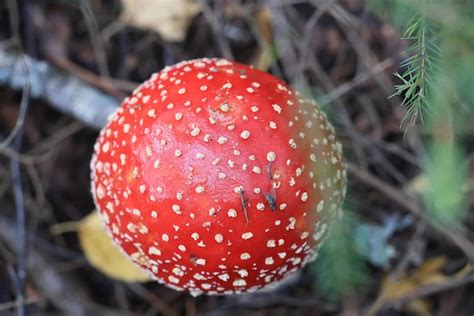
[90,58,347,296]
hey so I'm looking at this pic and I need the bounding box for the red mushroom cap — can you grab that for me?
[91,58,346,296]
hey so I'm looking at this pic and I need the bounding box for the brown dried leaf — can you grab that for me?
[368,257,449,316]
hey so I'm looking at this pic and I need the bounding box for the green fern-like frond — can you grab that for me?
[393,12,441,126]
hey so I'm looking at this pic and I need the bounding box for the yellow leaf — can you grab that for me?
[120,0,201,42]
[414,256,446,279]
[407,173,429,194]
[78,211,151,282]
[406,299,431,316]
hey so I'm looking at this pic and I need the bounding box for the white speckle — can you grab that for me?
[266,151,276,162]
[162,234,169,241]
[96,185,105,199]
[272,104,282,114]
[279,203,287,210]
[139,185,146,194]
[217,136,228,144]
[101,142,110,153]
[227,209,237,218]
[200,85,208,91]
[256,203,265,211]
[153,159,160,169]
[172,204,181,214]
[240,253,251,260]
[175,112,183,120]
[151,211,158,218]
[194,273,205,280]
[296,168,302,177]
[265,257,274,265]
[220,103,230,112]
[233,279,247,287]
[289,139,297,149]
[195,185,205,193]
[278,252,287,259]
[196,258,206,266]
[208,207,216,216]
[201,283,211,290]
[287,217,296,230]
[191,232,199,240]
[301,192,308,202]
[116,156,125,168]
[123,124,130,133]
[218,172,227,179]
[196,152,205,160]
[175,149,182,157]
[168,276,179,284]
[252,166,261,174]
[218,273,230,281]
[240,130,251,140]
[190,127,200,136]
[148,246,161,256]
[251,106,259,112]
[173,267,184,276]
[253,187,261,194]
[266,240,276,248]
[238,269,248,277]
[233,186,243,194]
[241,232,254,240]
[215,234,223,243]
[147,109,156,118]
[310,154,316,162]
[178,88,186,94]
[269,121,277,129]
[145,146,153,157]
[317,200,324,213]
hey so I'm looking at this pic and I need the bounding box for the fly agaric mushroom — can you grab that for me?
[91,58,346,296]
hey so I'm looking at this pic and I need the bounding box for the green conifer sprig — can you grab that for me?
[393,12,441,126]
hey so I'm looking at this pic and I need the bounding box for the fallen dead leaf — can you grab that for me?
[78,211,151,282]
[120,0,201,42]
[367,257,449,316]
